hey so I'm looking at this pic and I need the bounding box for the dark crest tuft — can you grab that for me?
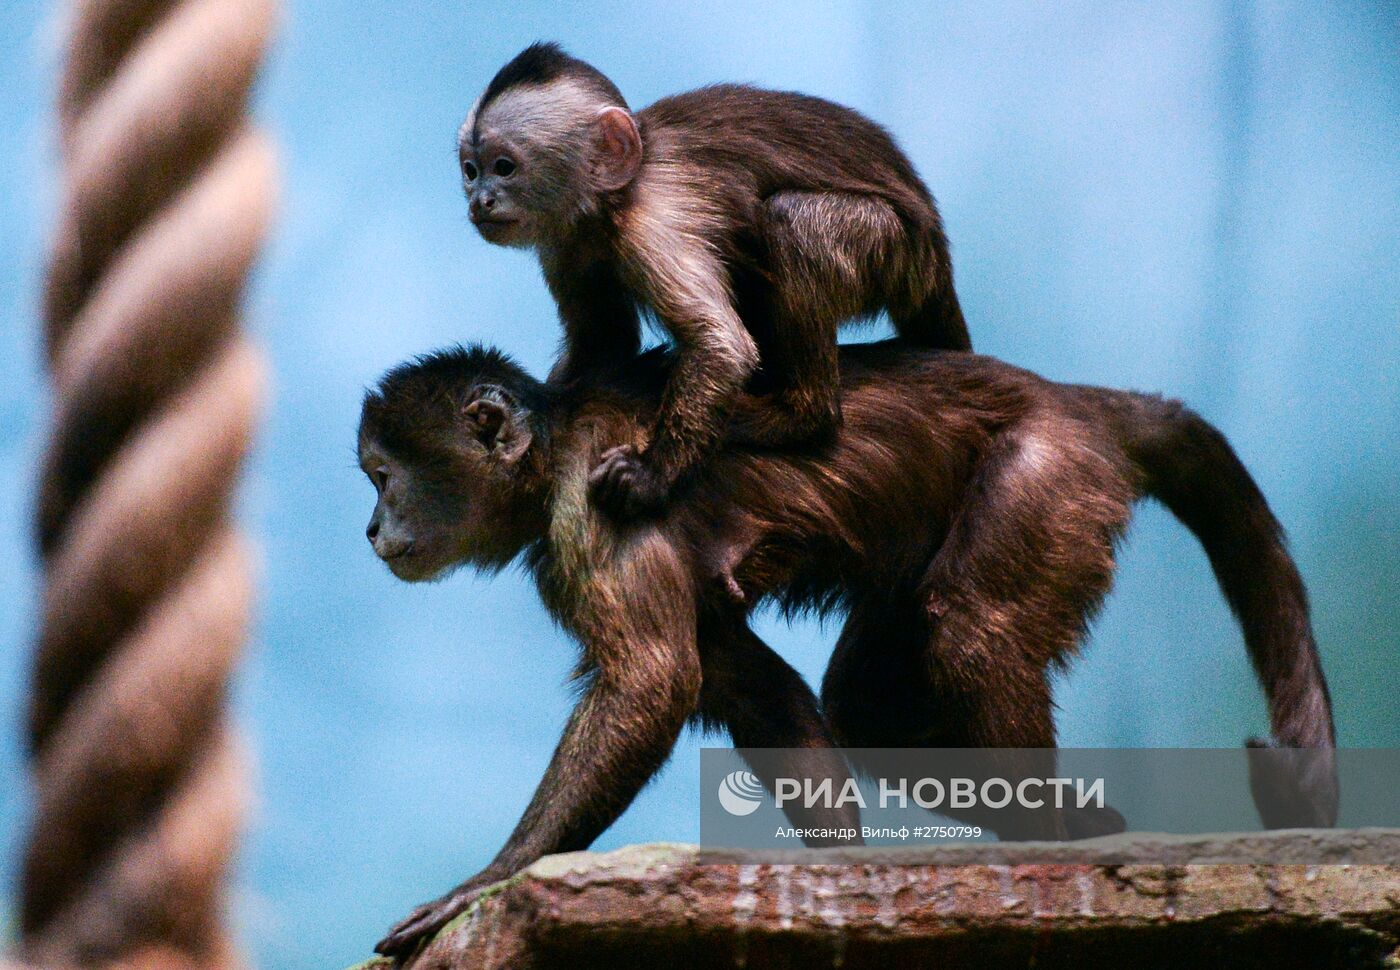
[360,344,548,454]
[478,42,627,117]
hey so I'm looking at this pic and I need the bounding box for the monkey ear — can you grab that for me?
[589,106,642,192]
[464,397,509,450]
[463,386,531,459]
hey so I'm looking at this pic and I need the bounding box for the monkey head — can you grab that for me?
[358,348,548,581]
[459,42,642,246]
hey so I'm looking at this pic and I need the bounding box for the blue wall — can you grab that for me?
[1,2,1396,967]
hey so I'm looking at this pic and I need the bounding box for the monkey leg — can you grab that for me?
[696,612,863,845]
[823,592,1064,751]
[917,421,1130,658]
[892,424,1129,839]
[822,592,1069,841]
[730,191,907,447]
[870,195,970,351]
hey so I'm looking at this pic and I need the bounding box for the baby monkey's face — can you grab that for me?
[461,125,535,248]
[460,80,626,249]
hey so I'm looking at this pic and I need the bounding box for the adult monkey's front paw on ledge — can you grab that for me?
[373,883,486,959]
[588,444,669,520]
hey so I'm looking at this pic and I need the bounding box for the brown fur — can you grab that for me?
[461,43,968,519]
[359,342,1336,957]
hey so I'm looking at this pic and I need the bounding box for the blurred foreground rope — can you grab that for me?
[21,0,276,966]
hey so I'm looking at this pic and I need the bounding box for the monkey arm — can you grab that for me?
[544,255,643,385]
[638,242,760,482]
[488,648,700,865]
[375,535,701,957]
[589,237,760,518]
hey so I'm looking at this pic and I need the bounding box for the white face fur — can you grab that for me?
[459,79,624,244]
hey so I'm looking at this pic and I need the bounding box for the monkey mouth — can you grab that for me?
[376,541,414,562]
[473,216,519,238]
[384,550,426,580]
[387,551,452,584]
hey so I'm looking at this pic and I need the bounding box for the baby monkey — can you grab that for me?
[461,42,969,518]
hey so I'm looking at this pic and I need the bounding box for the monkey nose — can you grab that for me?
[366,518,380,542]
[470,193,496,220]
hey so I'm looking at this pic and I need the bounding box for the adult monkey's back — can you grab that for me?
[359,343,1337,956]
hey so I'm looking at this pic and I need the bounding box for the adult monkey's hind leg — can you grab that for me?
[917,420,1132,649]
[824,417,1135,841]
[824,592,1094,842]
[914,421,1134,839]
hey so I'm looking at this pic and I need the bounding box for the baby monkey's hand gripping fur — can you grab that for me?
[460,42,969,520]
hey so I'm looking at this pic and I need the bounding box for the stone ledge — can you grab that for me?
[358,832,1400,970]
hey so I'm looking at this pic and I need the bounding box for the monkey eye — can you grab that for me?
[463,161,479,181]
[493,157,517,178]
[371,467,389,491]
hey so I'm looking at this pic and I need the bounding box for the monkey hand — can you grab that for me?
[374,877,494,959]
[588,444,669,520]
[718,567,747,605]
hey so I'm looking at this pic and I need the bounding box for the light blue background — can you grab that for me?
[1,3,1396,967]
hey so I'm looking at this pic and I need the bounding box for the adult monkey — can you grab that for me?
[460,42,967,519]
[360,343,1337,957]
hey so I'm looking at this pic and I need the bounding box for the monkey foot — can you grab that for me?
[728,391,841,449]
[374,886,481,959]
[588,444,669,520]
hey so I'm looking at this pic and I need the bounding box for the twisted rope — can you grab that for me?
[22,0,276,965]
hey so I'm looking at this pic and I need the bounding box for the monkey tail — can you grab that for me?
[1117,392,1338,828]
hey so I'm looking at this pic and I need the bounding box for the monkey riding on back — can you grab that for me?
[459,42,968,519]
[362,40,1336,962]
